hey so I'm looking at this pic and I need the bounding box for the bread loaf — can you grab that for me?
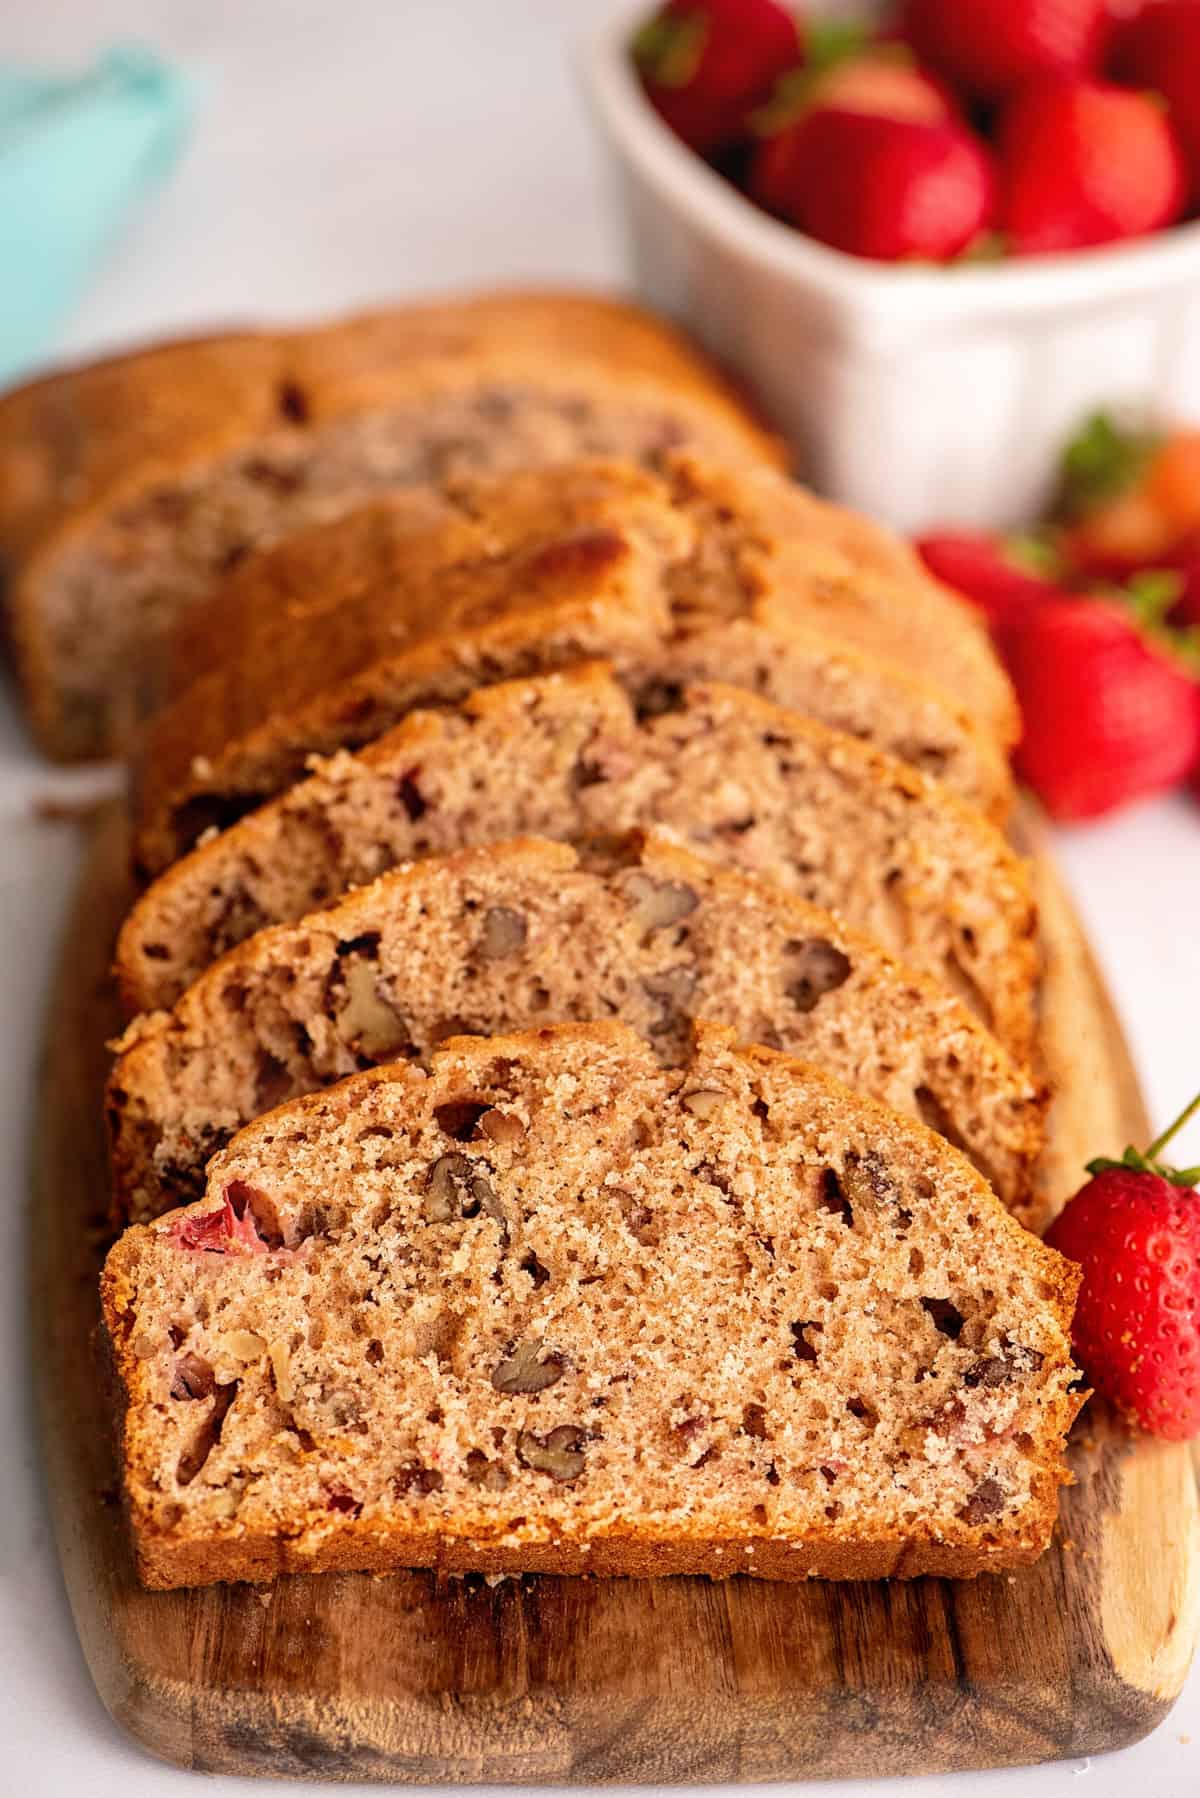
[108,831,1045,1225]
[134,456,1012,872]
[100,1021,1081,1590]
[0,293,781,760]
[115,665,1038,1057]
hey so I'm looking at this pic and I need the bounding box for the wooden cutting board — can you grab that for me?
[30,806,1200,1783]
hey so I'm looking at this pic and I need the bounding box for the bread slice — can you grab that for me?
[134,456,1012,872]
[0,293,781,761]
[108,831,1046,1226]
[100,1020,1081,1591]
[115,665,1038,1056]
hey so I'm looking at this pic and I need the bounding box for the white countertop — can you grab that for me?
[1,1,1197,1792]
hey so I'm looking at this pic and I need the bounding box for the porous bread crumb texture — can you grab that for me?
[134,454,1011,871]
[0,294,782,762]
[100,1023,1081,1591]
[117,666,1038,1060]
[107,832,1046,1227]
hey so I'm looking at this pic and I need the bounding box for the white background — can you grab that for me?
[2,2,1198,1793]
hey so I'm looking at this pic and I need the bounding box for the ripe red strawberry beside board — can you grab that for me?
[921,412,1200,823]
[915,531,1065,648]
[1048,1094,1200,1441]
[1006,594,1200,820]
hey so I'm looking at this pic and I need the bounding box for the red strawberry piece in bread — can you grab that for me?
[759,108,996,260]
[1111,0,1200,203]
[632,0,803,153]
[916,531,1066,652]
[900,0,1109,102]
[171,1181,281,1255]
[1047,1093,1200,1441]
[1006,593,1200,819]
[999,76,1187,253]
[750,46,956,216]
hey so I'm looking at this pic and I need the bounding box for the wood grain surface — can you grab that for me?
[30,806,1200,1783]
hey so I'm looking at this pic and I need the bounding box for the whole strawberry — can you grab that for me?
[1111,0,1200,204]
[1006,592,1200,819]
[1047,1096,1200,1440]
[915,530,1065,652]
[633,0,803,154]
[761,109,996,261]
[1000,76,1187,253]
[901,0,1109,102]
[751,48,956,216]
[1164,537,1200,631]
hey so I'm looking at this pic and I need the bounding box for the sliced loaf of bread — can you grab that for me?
[135,456,1011,871]
[115,666,1038,1056]
[101,1021,1081,1590]
[108,831,1046,1225]
[0,294,781,760]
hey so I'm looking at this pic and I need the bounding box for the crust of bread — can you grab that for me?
[0,291,784,758]
[132,458,1012,871]
[100,1020,1082,1591]
[126,1519,1065,1591]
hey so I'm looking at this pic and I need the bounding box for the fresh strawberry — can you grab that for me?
[758,109,996,261]
[1000,76,1187,253]
[1006,591,1200,818]
[1047,1094,1200,1440]
[900,0,1109,102]
[1055,410,1172,571]
[1164,536,1200,629]
[1055,413,1200,574]
[915,530,1066,648]
[751,47,956,215]
[1147,429,1200,534]
[632,0,803,154]
[1111,0,1200,202]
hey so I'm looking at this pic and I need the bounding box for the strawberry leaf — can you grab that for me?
[1087,1091,1200,1188]
[1004,530,1065,579]
[957,230,1009,264]
[752,27,898,134]
[1112,569,1200,674]
[1126,568,1184,627]
[1056,411,1161,522]
[803,17,874,75]
[631,10,708,89]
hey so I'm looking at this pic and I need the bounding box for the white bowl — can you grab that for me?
[583,7,1200,532]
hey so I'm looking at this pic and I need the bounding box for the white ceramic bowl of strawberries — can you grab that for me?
[584,0,1200,532]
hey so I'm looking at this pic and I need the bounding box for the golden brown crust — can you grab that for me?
[127,1519,1061,1590]
[100,1020,1082,1592]
[0,290,784,760]
[132,457,1012,872]
[0,294,781,565]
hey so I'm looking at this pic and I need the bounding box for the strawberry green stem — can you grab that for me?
[1145,1089,1200,1163]
[1087,1089,1200,1187]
